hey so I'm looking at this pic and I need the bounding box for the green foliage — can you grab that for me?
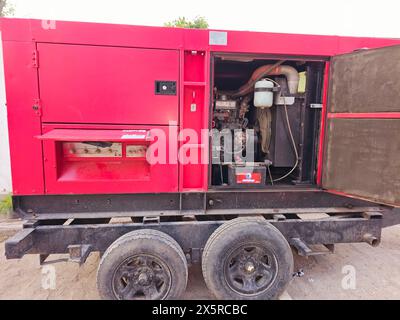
[0,0,14,17]
[0,194,12,215]
[164,16,208,29]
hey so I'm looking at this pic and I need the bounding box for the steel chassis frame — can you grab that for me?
[5,190,388,264]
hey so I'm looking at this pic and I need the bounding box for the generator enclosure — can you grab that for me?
[1,18,400,208]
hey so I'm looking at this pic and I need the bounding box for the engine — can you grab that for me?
[211,63,300,187]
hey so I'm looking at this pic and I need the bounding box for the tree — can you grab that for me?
[164,16,208,29]
[0,0,14,17]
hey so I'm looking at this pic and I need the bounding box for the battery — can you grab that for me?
[227,164,266,187]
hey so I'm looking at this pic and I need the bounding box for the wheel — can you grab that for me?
[202,217,293,300]
[97,229,188,300]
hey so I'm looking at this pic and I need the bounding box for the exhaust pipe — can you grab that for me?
[231,63,300,98]
[363,233,380,247]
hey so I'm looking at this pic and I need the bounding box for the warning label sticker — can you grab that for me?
[236,173,262,184]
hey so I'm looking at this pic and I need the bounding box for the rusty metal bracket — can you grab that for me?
[68,244,92,265]
[291,238,335,256]
[143,216,160,224]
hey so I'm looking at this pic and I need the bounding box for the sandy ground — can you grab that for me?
[0,218,400,300]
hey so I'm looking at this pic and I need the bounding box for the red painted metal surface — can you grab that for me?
[180,50,209,191]
[316,62,330,186]
[2,41,44,195]
[38,43,179,125]
[3,18,399,56]
[41,124,178,194]
[37,129,150,141]
[2,17,400,195]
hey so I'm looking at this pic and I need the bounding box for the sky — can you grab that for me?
[8,0,400,38]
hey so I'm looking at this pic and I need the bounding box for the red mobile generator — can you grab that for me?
[2,18,400,300]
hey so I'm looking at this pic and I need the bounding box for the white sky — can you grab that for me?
[8,0,400,38]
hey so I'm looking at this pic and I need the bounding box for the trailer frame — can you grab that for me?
[5,190,385,264]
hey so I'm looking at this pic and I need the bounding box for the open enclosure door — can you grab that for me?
[322,45,400,207]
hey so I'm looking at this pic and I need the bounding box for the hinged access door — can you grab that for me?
[322,45,400,207]
[37,43,179,125]
[39,125,179,194]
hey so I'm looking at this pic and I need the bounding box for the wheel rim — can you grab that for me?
[112,254,171,300]
[224,242,278,296]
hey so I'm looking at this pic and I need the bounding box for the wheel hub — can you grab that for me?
[112,254,171,300]
[224,243,278,295]
[137,271,151,286]
[244,261,255,273]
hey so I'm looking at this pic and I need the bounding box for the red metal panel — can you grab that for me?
[3,19,400,57]
[210,31,400,56]
[337,36,400,54]
[181,85,206,190]
[1,18,185,49]
[210,30,340,56]
[3,17,400,196]
[38,43,179,125]
[37,129,149,141]
[2,41,44,195]
[180,51,209,191]
[41,124,178,194]
[0,18,33,41]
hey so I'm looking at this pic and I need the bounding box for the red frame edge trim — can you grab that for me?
[327,112,400,119]
[316,62,330,186]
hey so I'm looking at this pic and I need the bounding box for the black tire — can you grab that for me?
[97,229,188,300]
[202,217,293,300]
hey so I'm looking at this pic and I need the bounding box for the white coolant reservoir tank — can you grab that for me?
[254,79,274,108]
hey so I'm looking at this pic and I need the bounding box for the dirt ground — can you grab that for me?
[0,218,400,300]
